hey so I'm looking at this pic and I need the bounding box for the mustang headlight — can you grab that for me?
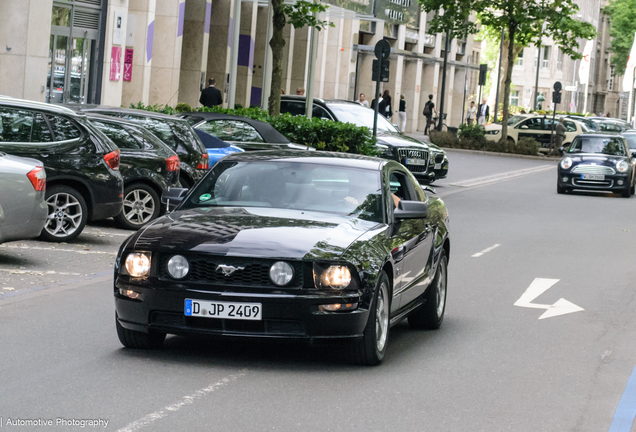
[314,264,352,290]
[560,157,573,170]
[617,160,629,173]
[270,261,294,286]
[124,252,151,277]
[167,255,189,279]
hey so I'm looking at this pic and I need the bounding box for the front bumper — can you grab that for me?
[558,169,630,192]
[114,278,370,341]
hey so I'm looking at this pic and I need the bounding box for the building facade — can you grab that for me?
[0,0,484,133]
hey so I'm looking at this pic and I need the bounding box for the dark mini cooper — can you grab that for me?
[114,151,450,365]
[558,133,636,197]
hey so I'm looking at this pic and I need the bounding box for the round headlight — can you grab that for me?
[617,160,629,173]
[167,255,189,279]
[125,253,151,277]
[560,157,573,170]
[270,261,294,286]
[322,265,352,290]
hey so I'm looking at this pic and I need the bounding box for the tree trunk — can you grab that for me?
[495,40,524,108]
[268,0,286,116]
[501,23,516,143]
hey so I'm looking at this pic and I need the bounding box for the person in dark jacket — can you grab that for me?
[199,78,223,107]
[378,90,392,120]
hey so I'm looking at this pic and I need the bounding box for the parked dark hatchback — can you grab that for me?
[114,151,450,365]
[78,106,209,187]
[86,114,180,230]
[0,97,123,242]
[558,133,635,197]
[280,96,449,183]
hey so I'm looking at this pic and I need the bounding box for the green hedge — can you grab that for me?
[130,102,378,156]
[430,129,540,156]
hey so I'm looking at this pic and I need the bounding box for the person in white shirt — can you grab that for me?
[466,101,477,125]
[357,93,369,108]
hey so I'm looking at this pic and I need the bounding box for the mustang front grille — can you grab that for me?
[572,165,616,175]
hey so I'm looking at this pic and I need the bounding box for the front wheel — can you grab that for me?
[350,271,390,366]
[557,183,566,194]
[39,185,88,242]
[408,251,447,330]
[116,316,165,349]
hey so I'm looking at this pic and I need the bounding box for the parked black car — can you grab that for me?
[178,112,315,151]
[279,96,449,183]
[558,133,635,197]
[86,114,180,230]
[114,151,450,365]
[77,106,209,188]
[0,97,123,242]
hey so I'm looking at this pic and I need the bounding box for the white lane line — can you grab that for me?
[0,244,116,255]
[0,269,82,276]
[449,165,555,188]
[116,370,248,432]
[472,244,501,258]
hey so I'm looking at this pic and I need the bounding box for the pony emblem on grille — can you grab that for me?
[216,264,245,276]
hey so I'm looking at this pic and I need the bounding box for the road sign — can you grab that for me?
[564,85,577,92]
[372,59,390,82]
[553,81,562,92]
[374,39,391,60]
[514,278,584,319]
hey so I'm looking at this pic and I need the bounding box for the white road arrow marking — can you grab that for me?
[514,278,584,320]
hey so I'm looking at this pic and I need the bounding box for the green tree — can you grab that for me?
[477,0,596,142]
[606,0,636,71]
[268,0,332,116]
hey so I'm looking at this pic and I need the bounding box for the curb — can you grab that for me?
[436,147,560,162]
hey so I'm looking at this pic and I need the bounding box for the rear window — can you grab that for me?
[49,115,82,141]
[568,136,628,156]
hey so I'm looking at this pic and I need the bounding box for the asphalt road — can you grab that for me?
[1,150,635,432]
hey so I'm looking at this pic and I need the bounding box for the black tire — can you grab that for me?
[115,183,161,230]
[408,251,448,330]
[622,184,631,198]
[350,271,391,366]
[557,183,566,194]
[39,185,88,242]
[116,316,165,349]
[631,179,635,195]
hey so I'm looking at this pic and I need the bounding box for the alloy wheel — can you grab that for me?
[436,260,447,318]
[375,281,389,352]
[123,189,156,226]
[45,193,83,237]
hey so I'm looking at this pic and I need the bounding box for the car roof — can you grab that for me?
[0,97,83,117]
[221,149,387,170]
[76,105,186,121]
[280,95,362,106]
[180,111,290,143]
[83,112,145,127]
[575,132,623,139]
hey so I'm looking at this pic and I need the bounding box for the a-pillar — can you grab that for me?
[177,0,212,107]
[235,0,257,107]
[101,0,130,106]
[0,0,52,101]
[122,0,156,107]
[148,0,185,106]
[206,0,234,107]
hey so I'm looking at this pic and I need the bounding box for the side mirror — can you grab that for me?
[394,200,428,220]
[422,185,437,194]
[161,187,188,212]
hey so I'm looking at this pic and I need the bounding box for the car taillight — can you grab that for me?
[166,155,180,172]
[104,149,120,170]
[27,166,46,191]
[197,153,209,170]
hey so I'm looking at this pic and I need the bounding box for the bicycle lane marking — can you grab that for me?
[608,364,636,431]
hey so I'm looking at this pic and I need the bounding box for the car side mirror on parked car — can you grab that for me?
[394,200,428,220]
[161,187,188,212]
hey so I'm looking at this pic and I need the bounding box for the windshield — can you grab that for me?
[326,103,399,133]
[508,115,526,126]
[182,161,383,222]
[623,134,636,150]
[568,137,628,156]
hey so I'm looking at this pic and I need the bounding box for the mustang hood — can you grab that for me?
[133,207,380,260]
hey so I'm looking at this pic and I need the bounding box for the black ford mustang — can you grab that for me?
[558,133,635,197]
[114,151,450,365]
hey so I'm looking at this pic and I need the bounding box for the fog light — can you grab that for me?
[562,177,569,183]
[618,180,624,185]
[319,303,358,312]
[119,288,141,300]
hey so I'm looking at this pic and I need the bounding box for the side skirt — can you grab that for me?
[389,298,425,327]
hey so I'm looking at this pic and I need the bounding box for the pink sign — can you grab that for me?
[110,46,122,81]
[123,48,133,82]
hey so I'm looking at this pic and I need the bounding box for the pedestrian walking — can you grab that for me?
[466,101,477,125]
[379,90,392,120]
[423,94,435,135]
[199,78,223,108]
[398,95,407,131]
[477,98,489,125]
[357,93,369,108]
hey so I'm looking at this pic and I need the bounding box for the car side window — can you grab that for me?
[92,121,142,149]
[517,118,542,130]
[389,172,413,208]
[406,172,428,202]
[197,120,265,143]
[564,121,577,132]
[48,115,81,141]
[31,113,53,142]
[0,108,34,142]
[543,119,555,130]
[312,105,333,120]
[280,101,306,116]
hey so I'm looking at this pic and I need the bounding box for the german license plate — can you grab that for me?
[582,174,604,180]
[405,158,426,166]
[185,299,262,320]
